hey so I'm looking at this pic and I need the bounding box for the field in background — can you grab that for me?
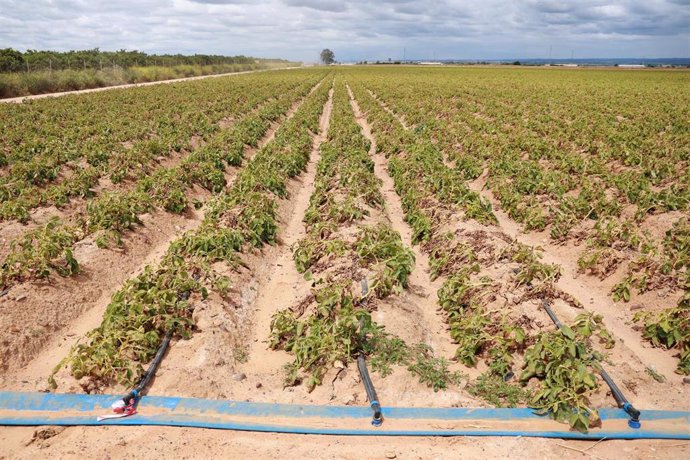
[0,66,688,457]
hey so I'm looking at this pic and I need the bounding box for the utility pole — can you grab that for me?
[549,45,553,65]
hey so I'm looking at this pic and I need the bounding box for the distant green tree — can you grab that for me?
[320,49,335,65]
[0,48,25,72]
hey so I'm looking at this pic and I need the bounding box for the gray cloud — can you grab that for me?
[284,0,348,12]
[0,0,687,61]
[188,0,250,4]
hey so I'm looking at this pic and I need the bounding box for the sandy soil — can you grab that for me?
[2,425,688,460]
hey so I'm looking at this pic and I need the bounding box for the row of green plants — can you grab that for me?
[1,76,323,290]
[349,77,613,432]
[52,74,332,388]
[351,83,497,234]
[270,80,461,393]
[0,72,309,223]
[629,217,690,374]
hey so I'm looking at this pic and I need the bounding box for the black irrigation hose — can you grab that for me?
[358,279,383,426]
[600,368,642,428]
[540,299,641,429]
[120,328,174,408]
[542,300,563,329]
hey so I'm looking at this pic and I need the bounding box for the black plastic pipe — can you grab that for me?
[600,368,641,428]
[358,279,383,426]
[540,299,640,429]
[541,300,563,329]
[357,350,383,426]
[120,328,174,408]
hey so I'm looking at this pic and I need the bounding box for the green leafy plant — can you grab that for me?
[469,373,533,407]
[520,322,605,433]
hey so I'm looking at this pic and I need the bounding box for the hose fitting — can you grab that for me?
[624,403,641,429]
[370,400,383,426]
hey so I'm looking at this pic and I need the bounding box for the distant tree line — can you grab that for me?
[0,48,260,73]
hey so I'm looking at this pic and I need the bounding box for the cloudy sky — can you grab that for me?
[0,0,688,61]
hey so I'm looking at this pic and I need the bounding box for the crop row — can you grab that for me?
[52,73,333,388]
[1,74,325,291]
[348,77,616,432]
[270,79,461,393]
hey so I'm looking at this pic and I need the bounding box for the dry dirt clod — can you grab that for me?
[232,372,247,382]
[26,426,66,446]
[683,377,690,385]
[385,452,397,459]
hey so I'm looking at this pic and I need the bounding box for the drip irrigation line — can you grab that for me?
[118,328,174,412]
[358,278,383,426]
[2,391,689,438]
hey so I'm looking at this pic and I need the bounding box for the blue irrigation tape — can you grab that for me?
[1,392,689,439]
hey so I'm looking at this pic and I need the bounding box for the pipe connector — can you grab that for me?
[122,389,139,406]
[624,403,641,429]
[370,400,383,426]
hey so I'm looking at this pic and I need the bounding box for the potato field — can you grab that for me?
[1,66,689,457]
